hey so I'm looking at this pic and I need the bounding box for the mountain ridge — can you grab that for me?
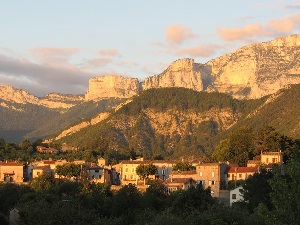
[1,34,300,105]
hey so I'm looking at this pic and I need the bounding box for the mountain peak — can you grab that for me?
[85,75,140,100]
[0,85,39,104]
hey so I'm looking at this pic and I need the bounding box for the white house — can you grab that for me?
[230,186,244,206]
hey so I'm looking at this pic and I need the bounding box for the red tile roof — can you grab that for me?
[43,160,56,164]
[0,162,23,166]
[228,166,259,173]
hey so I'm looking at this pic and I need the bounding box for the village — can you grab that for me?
[0,146,283,207]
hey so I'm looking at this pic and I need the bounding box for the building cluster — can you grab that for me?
[0,151,283,206]
[0,158,119,185]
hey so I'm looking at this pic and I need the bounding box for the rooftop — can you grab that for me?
[0,162,23,166]
[228,166,259,173]
[164,177,195,184]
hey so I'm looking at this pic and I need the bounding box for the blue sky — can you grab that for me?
[0,0,300,96]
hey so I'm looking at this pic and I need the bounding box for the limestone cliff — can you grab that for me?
[85,75,140,100]
[206,34,300,99]
[142,58,208,91]
[0,85,39,104]
[142,34,300,99]
[0,85,84,110]
[40,93,84,109]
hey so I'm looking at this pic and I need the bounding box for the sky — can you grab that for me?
[0,0,300,96]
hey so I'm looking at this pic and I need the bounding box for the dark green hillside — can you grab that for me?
[234,84,300,138]
[56,88,265,159]
[24,98,125,141]
[0,101,60,143]
[0,98,125,143]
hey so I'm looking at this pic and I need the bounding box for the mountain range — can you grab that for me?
[1,34,300,149]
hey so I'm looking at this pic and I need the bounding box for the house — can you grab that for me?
[87,166,103,181]
[164,177,197,194]
[261,151,283,165]
[230,186,244,206]
[32,165,51,178]
[36,146,59,154]
[247,160,260,167]
[195,163,229,197]
[0,162,24,183]
[228,166,259,181]
[120,159,176,185]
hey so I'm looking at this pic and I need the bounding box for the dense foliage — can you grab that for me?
[0,180,265,225]
[135,164,157,180]
[57,88,265,159]
[212,126,296,165]
[0,98,124,143]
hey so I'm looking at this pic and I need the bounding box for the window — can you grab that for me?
[266,158,269,163]
[162,170,165,175]
[37,172,40,175]
[239,174,242,178]
[131,168,135,172]
[232,194,236,200]
[130,175,134,180]
[200,172,202,176]
[125,168,128,172]
[208,180,212,185]
[124,175,127,180]
[211,180,215,185]
[212,172,215,177]
[272,158,277,163]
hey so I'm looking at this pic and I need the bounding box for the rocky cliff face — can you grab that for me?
[0,85,84,109]
[40,93,84,109]
[206,34,300,99]
[85,75,140,100]
[141,34,300,99]
[0,85,39,104]
[2,35,300,105]
[142,58,207,91]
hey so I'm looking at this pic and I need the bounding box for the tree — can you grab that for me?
[241,169,273,211]
[111,184,141,224]
[258,147,300,224]
[55,163,81,179]
[30,173,56,191]
[173,162,195,171]
[142,180,167,210]
[171,184,216,217]
[136,164,157,184]
[212,127,255,166]
[255,126,296,162]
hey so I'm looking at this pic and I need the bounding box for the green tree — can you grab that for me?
[173,161,195,171]
[111,184,141,224]
[142,180,167,210]
[136,163,157,184]
[212,127,255,166]
[30,173,56,191]
[171,184,216,217]
[241,169,273,211]
[255,126,296,162]
[259,147,300,224]
[55,163,81,179]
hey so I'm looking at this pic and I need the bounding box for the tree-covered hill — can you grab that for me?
[55,87,266,159]
[0,98,124,143]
